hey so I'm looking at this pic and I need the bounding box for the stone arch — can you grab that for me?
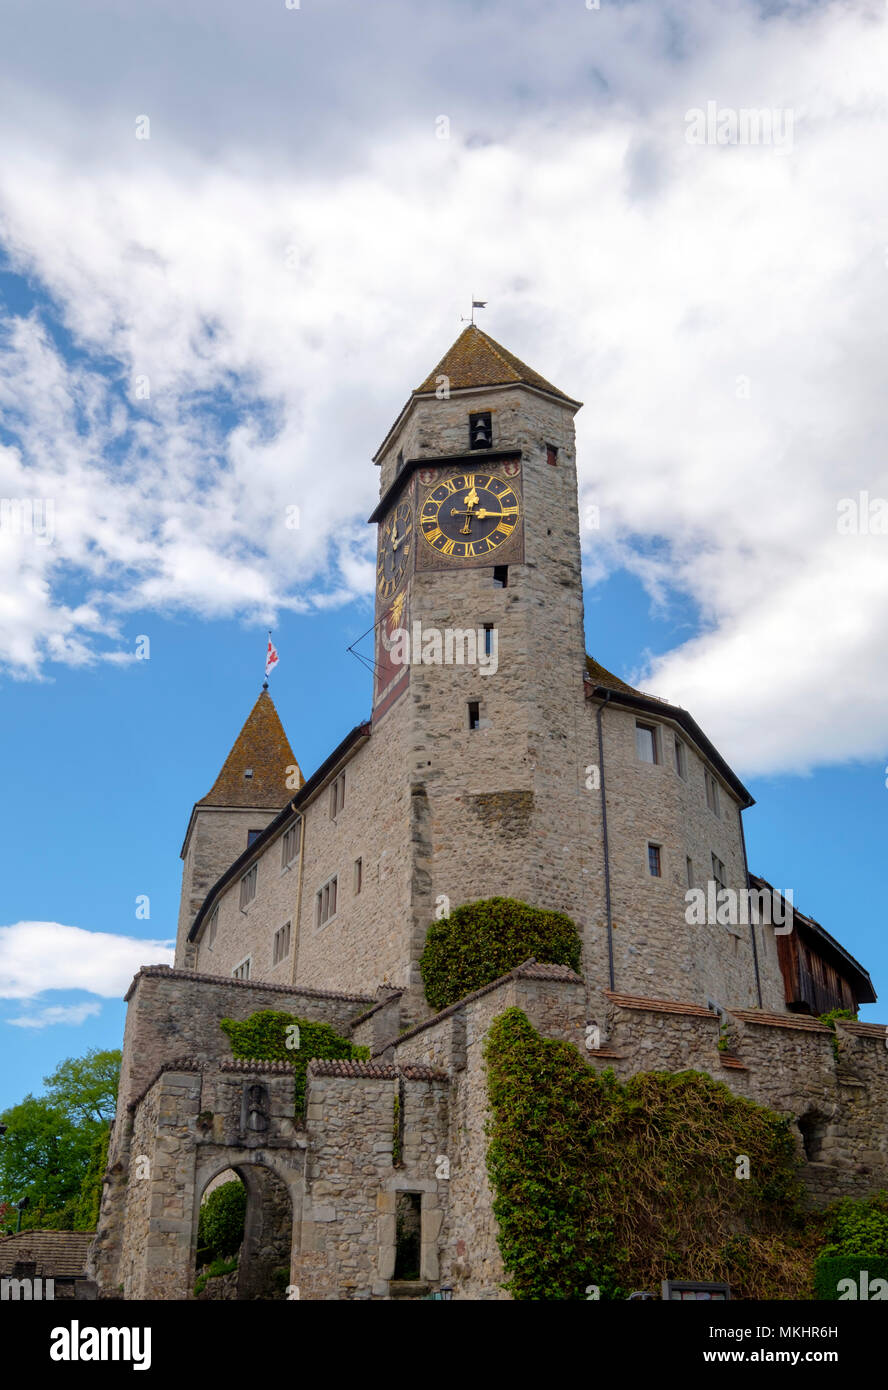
[191,1149,304,1300]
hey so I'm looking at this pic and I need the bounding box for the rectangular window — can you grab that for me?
[483,623,494,656]
[330,772,346,819]
[207,906,218,949]
[272,921,291,966]
[546,443,558,466]
[686,856,694,889]
[469,410,492,449]
[232,956,251,981]
[316,875,338,927]
[281,820,301,868]
[247,828,263,848]
[673,737,687,779]
[648,843,662,878]
[239,864,258,911]
[705,769,721,816]
[468,701,481,731]
[354,857,363,894]
[635,722,658,764]
[711,853,726,893]
[492,565,508,588]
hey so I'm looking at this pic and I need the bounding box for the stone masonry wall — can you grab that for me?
[176,806,281,964]
[388,965,586,1299]
[117,967,372,1117]
[293,1062,449,1299]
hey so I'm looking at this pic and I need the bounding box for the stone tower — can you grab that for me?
[368,325,598,999]
[175,689,303,968]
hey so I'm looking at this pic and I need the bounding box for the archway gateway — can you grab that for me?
[192,1156,300,1300]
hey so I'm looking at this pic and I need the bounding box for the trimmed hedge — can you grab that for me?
[814,1256,888,1300]
[220,1010,369,1112]
[419,896,582,1012]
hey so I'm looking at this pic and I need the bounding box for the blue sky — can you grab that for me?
[0,0,886,1109]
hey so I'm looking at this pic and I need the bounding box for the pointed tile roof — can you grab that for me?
[585,654,644,697]
[414,325,579,404]
[197,690,302,809]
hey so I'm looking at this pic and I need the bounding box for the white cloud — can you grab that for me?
[0,0,885,775]
[7,1002,103,1030]
[0,922,175,1003]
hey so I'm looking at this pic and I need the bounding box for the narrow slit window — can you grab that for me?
[468,701,481,731]
[648,843,662,878]
[711,853,726,893]
[483,623,494,656]
[546,443,559,466]
[705,769,721,816]
[354,857,363,894]
[272,921,291,966]
[673,737,687,779]
[492,565,508,588]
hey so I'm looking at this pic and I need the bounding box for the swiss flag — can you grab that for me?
[265,636,279,678]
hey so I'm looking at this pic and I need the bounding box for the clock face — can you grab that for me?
[419,471,521,559]
[376,499,413,600]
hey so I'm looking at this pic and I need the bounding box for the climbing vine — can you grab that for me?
[220,1010,368,1112]
[484,1008,823,1300]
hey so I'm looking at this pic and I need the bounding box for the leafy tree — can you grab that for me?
[43,1048,120,1125]
[0,1096,94,1227]
[0,1047,120,1231]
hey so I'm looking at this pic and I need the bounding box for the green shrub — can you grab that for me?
[197,1180,246,1263]
[484,1007,818,1300]
[419,897,582,1011]
[819,1192,888,1259]
[220,1010,369,1112]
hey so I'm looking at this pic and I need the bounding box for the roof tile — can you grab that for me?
[198,690,302,809]
[415,325,577,403]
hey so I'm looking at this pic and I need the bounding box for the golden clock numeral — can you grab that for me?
[501,507,519,517]
[464,542,478,557]
[440,539,456,555]
[424,525,442,543]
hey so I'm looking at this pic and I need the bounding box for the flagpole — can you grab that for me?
[263,630,270,690]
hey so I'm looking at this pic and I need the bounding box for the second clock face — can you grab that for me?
[376,499,413,600]
[419,472,520,559]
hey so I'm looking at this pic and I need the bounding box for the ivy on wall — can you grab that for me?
[484,1008,825,1300]
[220,1010,368,1112]
[420,897,582,1012]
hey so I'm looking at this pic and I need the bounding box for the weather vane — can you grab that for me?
[461,296,487,327]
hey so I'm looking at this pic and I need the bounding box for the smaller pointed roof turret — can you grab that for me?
[197,689,302,809]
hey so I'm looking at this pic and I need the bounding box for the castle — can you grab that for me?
[90,325,886,1300]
